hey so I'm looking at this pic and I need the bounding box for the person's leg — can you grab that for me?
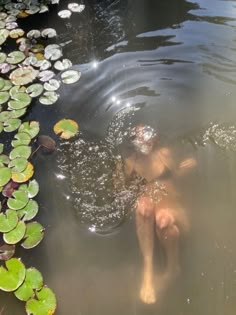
[135,195,156,304]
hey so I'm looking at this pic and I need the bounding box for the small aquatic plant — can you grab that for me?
[0,0,82,313]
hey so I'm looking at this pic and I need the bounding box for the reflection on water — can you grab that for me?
[2,0,236,314]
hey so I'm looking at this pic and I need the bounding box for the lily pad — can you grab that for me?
[54,59,72,71]
[39,91,58,105]
[41,28,57,38]
[0,167,11,186]
[58,9,71,18]
[44,44,62,61]
[61,70,81,84]
[0,143,3,154]
[37,59,51,71]
[9,28,25,38]
[10,86,26,98]
[0,91,10,104]
[38,70,55,82]
[44,79,60,91]
[0,63,11,74]
[68,3,85,13]
[26,287,56,315]
[3,220,26,244]
[7,190,29,210]
[1,79,12,91]
[0,77,5,90]
[9,145,31,160]
[18,121,40,139]
[27,29,40,39]
[8,92,31,110]
[0,29,9,45]
[21,222,44,249]
[6,22,18,30]
[26,83,43,98]
[0,209,18,233]
[10,66,39,86]
[11,132,31,147]
[4,118,21,132]
[12,161,34,183]
[0,244,15,261]
[0,52,6,63]
[9,157,28,173]
[23,55,38,66]
[0,258,26,292]
[53,119,79,139]
[10,108,27,119]
[27,180,39,198]
[0,111,11,122]
[18,200,39,221]
[0,154,10,166]
[7,51,26,64]
[15,267,43,301]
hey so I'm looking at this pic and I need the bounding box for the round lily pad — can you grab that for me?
[9,28,25,38]
[26,83,43,98]
[53,119,79,139]
[38,59,51,71]
[0,167,11,186]
[23,55,38,66]
[0,244,15,261]
[0,63,11,74]
[0,111,12,122]
[54,59,72,71]
[0,154,10,166]
[1,79,12,91]
[18,121,40,139]
[0,209,18,233]
[26,287,56,315]
[6,22,18,30]
[17,200,38,221]
[41,28,57,38]
[44,79,60,91]
[9,145,31,160]
[8,92,32,110]
[61,70,81,84]
[7,51,26,64]
[10,86,26,98]
[15,267,43,301]
[3,220,26,244]
[0,78,5,90]
[39,91,58,105]
[10,108,27,119]
[0,29,9,46]
[21,222,44,249]
[11,162,34,183]
[58,9,71,18]
[11,132,31,147]
[7,190,29,210]
[68,3,85,12]
[0,258,26,292]
[8,157,28,173]
[0,143,3,154]
[27,180,39,198]
[10,66,39,86]
[38,70,55,82]
[45,44,62,61]
[4,118,21,132]
[0,91,10,105]
[27,29,40,39]
[0,52,6,63]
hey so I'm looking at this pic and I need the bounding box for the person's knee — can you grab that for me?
[136,196,154,217]
[155,208,180,240]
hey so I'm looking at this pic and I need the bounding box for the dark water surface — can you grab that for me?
[2,0,236,314]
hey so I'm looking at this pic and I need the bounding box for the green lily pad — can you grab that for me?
[0,244,15,261]
[0,110,11,122]
[10,108,27,119]
[4,118,21,132]
[23,55,38,66]
[8,92,32,110]
[44,79,60,91]
[6,51,25,64]
[0,143,3,154]
[27,180,39,198]
[0,154,10,165]
[26,287,56,315]
[45,44,62,61]
[10,86,26,98]
[9,145,31,160]
[18,121,39,139]
[18,200,39,221]
[0,91,10,105]
[15,267,43,301]
[9,28,25,39]
[9,66,39,86]
[21,222,44,249]
[39,91,58,105]
[0,258,26,292]
[54,59,72,71]
[8,157,28,173]
[7,190,29,210]
[0,29,9,46]
[12,132,31,147]
[0,167,11,186]
[0,209,18,233]
[1,79,12,91]
[0,121,3,133]
[12,161,34,183]
[26,83,43,98]
[53,118,79,139]
[3,220,26,244]
[61,70,81,84]
[38,70,55,82]
[0,52,6,63]
[0,77,5,90]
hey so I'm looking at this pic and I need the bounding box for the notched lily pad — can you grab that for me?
[4,118,21,132]
[6,51,25,64]
[0,209,18,233]
[9,145,31,160]
[26,84,43,98]
[3,220,26,245]
[41,28,57,38]
[0,244,15,261]
[7,190,29,210]
[26,287,57,315]
[38,70,55,82]
[0,91,10,105]
[9,28,24,39]
[68,3,85,13]
[12,132,31,147]
[0,258,26,292]
[44,79,60,91]
[12,162,34,183]
[8,157,28,173]
[27,180,39,198]
[54,59,72,71]
[61,70,81,84]
[39,91,58,105]
[53,119,79,139]
[18,199,38,221]
[18,121,40,139]
[0,167,11,187]
[10,66,39,86]
[58,9,71,18]
[21,222,44,249]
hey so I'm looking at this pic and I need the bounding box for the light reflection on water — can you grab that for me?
[2,0,236,314]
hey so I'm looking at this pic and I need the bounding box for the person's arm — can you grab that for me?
[113,155,134,190]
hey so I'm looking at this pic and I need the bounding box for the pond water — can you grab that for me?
[1,0,236,314]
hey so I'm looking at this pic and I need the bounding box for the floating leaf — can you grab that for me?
[68,3,85,12]
[0,52,6,63]
[18,200,38,221]
[26,84,43,98]
[7,190,29,210]
[9,28,24,39]
[8,92,31,110]
[9,145,31,160]
[0,258,26,292]
[15,267,43,301]
[10,86,26,98]
[9,157,28,173]
[0,244,15,261]
[39,91,58,105]
[30,44,44,53]
[58,9,71,18]
[25,5,40,15]
[0,12,7,20]
[0,78,5,90]
[10,66,39,86]
[0,143,3,154]
[4,118,21,132]
[27,180,39,198]
[11,108,27,119]
[2,181,19,198]
[0,91,10,104]
[0,167,11,186]
[12,162,34,183]
[0,29,9,45]
[23,55,38,66]
[3,220,26,244]
[44,79,60,91]
[0,111,11,122]
[0,20,5,29]
[11,132,31,147]
[18,121,39,139]
[1,79,12,91]
[0,209,18,233]
[38,70,54,82]
[0,63,11,74]
[53,119,79,139]
[21,222,44,249]
[26,287,56,315]
[27,29,40,39]
[41,28,57,38]
[61,70,81,84]
[54,58,72,71]
[6,22,18,30]
[45,44,62,61]
[7,51,26,64]
[37,59,51,71]
[0,154,10,166]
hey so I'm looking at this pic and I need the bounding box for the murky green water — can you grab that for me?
[1,0,236,314]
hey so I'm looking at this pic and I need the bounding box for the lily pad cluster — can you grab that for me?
[58,3,85,19]
[0,258,56,315]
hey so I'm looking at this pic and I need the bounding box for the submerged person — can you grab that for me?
[114,124,196,304]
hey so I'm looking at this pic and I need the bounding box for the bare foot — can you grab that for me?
[140,272,156,304]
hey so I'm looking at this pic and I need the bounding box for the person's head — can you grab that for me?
[129,124,157,155]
